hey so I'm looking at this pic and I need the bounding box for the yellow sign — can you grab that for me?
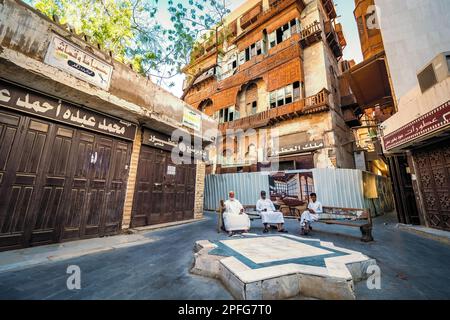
[182,108,202,131]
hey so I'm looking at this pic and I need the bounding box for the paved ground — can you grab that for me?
[0,211,449,300]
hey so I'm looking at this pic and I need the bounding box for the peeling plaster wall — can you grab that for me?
[0,0,217,135]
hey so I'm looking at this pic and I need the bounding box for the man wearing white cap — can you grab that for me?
[223,191,251,236]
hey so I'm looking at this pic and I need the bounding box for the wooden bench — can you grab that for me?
[315,207,374,242]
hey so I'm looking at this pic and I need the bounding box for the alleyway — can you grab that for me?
[0,212,449,300]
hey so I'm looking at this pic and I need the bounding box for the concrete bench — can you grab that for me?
[315,207,374,242]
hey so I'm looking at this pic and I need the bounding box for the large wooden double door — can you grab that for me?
[0,109,132,250]
[413,138,450,231]
[131,146,196,227]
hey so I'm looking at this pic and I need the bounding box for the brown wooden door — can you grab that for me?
[0,111,46,249]
[388,155,420,225]
[29,125,78,246]
[0,109,132,250]
[413,139,450,231]
[102,140,131,235]
[131,146,196,227]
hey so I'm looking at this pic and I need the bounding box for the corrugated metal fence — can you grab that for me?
[204,169,395,215]
[204,173,270,211]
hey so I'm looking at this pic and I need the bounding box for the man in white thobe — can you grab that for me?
[300,193,323,235]
[223,191,251,236]
[256,191,288,233]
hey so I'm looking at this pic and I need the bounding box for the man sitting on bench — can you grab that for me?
[300,193,323,235]
[223,191,251,237]
[256,191,288,234]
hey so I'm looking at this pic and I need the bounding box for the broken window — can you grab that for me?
[277,88,285,107]
[218,106,237,123]
[293,81,301,100]
[256,41,262,55]
[270,92,277,109]
[269,19,300,48]
[270,81,303,108]
[251,101,258,115]
[285,84,293,105]
[269,32,276,48]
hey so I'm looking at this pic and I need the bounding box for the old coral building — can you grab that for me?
[182,0,355,173]
[0,0,216,250]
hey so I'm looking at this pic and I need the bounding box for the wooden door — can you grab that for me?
[61,131,95,241]
[0,109,132,250]
[162,156,177,223]
[29,125,77,246]
[388,155,420,225]
[102,140,130,235]
[0,111,46,250]
[413,139,450,231]
[131,146,197,227]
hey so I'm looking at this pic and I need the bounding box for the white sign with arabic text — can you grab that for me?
[45,34,113,90]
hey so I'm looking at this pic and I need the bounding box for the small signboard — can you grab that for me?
[182,107,202,132]
[44,34,113,90]
[167,165,176,176]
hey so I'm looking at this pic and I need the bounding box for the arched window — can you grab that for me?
[245,83,258,115]
[198,99,213,114]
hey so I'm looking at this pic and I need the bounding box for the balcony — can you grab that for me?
[321,0,337,20]
[324,20,343,59]
[299,21,322,49]
[240,3,262,29]
[234,0,306,43]
[218,89,330,132]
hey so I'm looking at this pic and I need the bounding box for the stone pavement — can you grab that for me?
[0,234,157,274]
[0,211,449,300]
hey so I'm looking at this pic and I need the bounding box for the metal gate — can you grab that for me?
[130,145,196,227]
[0,109,132,250]
[413,138,450,231]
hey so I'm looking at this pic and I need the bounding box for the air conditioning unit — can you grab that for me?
[417,51,450,93]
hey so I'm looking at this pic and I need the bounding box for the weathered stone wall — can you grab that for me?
[0,0,216,136]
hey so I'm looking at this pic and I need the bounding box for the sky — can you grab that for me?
[163,0,363,97]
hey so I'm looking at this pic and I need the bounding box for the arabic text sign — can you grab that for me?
[383,100,450,150]
[0,81,137,141]
[182,108,202,132]
[45,34,113,90]
[142,129,208,161]
[271,140,325,157]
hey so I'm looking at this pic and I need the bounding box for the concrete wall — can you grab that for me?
[375,0,450,100]
[376,0,450,138]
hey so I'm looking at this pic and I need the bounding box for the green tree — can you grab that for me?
[30,0,230,88]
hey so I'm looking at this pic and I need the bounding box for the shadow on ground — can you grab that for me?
[0,211,449,300]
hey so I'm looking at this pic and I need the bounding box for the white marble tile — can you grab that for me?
[221,237,332,264]
[193,236,377,300]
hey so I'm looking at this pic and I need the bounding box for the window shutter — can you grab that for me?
[238,51,246,65]
[269,32,276,48]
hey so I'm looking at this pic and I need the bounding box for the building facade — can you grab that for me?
[0,0,216,250]
[345,0,450,231]
[182,0,355,174]
[376,0,450,232]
